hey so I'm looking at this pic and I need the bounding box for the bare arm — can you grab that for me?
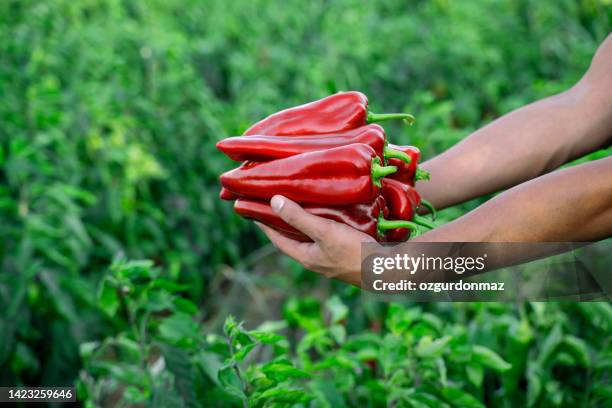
[416,157,612,243]
[418,34,612,209]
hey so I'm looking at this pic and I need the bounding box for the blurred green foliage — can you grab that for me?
[0,0,610,406]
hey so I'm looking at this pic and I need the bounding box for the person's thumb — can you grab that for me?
[271,195,330,242]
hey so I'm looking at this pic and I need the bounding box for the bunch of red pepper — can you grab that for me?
[218,91,435,242]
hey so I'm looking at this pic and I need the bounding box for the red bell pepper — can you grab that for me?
[217,124,410,164]
[386,144,430,186]
[381,178,435,242]
[220,144,398,205]
[244,91,415,136]
[235,196,421,243]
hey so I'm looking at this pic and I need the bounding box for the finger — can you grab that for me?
[254,222,318,264]
[270,195,333,242]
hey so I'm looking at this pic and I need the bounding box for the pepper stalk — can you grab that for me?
[383,146,412,164]
[377,217,420,237]
[371,157,397,188]
[419,199,437,221]
[415,167,430,181]
[367,111,416,126]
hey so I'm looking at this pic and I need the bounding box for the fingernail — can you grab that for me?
[271,196,285,213]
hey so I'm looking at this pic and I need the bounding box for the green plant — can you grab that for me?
[78,259,611,406]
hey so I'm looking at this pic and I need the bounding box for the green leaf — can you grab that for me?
[419,313,444,335]
[223,315,240,339]
[254,320,288,333]
[329,324,347,344]
[312,353,357,371]
[150,278,189,293]
[325,295,348,324]
[262,361,311,382]
[309,378,345,408]
[197,351,224,386]
[465,363,484,388]
[113,259,155,282]
[356,347,378,362]
[252,387,314,405]
[283,297,323,331]
[79,341,99,361]
[527,366,542,407]
[415,336,451,358]
[235,331,255,348]
[536,324,563,367]
[233,342,257,362]
[562,335,590,367]
[113,335,141,364]
[159,344,196,406]
[173,297,199,316]
[441,386,484,408]
[143,289,174,312]
[217,365,245,400]
[437,357,447,388]
[89,362,149,388]
[249,330,285,345]
[158,313,201,349]
[411,391,446,408]
[472,345,511,372]
[123,386,149,404]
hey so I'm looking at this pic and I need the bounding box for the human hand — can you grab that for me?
[255,195,374,286]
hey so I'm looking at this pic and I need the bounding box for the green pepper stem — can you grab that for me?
[415,167,430,181]
[371,157,397,187]
[383,146,411,164]
[377,217,419,234]
[367,111,415,126]
[412,215,435,230]
[419,199,437,221]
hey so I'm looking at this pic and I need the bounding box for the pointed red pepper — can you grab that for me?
[235,196,422,243]
[234,196,389,242]
[220,144,398,205]
[381,178,435,242]
[386,144,430,186]
[219,187,238,200]
[217,124,411,164]
[244,91,415,136]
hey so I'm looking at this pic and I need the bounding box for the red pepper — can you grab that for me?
[220,144,398,205]
[235,196,421,243]
[244,91,415,136]
[219,187,238,200]
[234,196,389,242]
[219,161,259,200]
[386,144,430,186]
[381,179,435,242]
[217,124,411,164]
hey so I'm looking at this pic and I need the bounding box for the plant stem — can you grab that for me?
[383,146,412,163]
[226,337,249,408]
[371,158,397,187]
[367,111,415,125]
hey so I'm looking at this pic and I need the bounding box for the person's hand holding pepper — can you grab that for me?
[257,34,612,286]
[256,195,374,286]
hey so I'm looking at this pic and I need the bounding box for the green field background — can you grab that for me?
[1,0,611,406]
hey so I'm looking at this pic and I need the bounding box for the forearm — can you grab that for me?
[415,156,612,242]
[417,35,612,209]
